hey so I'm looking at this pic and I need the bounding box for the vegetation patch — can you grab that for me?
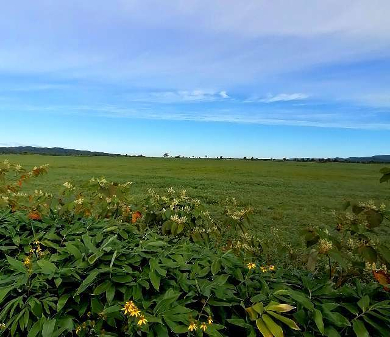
[0,160,389,336]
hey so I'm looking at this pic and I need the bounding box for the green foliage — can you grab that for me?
[0,160,389,336]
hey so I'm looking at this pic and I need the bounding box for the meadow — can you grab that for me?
[1,154,388,250]
[1,156,389,336]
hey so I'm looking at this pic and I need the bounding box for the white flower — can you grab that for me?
[74,198,84,205]
[171,214,187,224]
[63,182,73,189]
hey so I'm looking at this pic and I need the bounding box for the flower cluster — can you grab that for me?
[170,214,187,224]
[318,238,333,254]
[122,301,148,326]
[188,317,213,332]
[246,262,275,272]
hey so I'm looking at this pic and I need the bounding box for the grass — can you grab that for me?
[2,154,389,248]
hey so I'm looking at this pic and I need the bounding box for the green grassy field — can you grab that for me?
[2,154,389,248]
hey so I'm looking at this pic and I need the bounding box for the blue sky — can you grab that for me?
[1,0,390,158]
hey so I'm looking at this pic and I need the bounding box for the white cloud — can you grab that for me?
[246,93,309,103]
[125,90,230,103]
[219,91,229,99]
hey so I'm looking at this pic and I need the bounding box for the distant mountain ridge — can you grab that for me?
[0,146,389,162]
[0,146,121,157]
[346,155,390,163]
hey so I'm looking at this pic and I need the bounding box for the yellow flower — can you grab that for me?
[247,262,256,270]
[260,266,267,273]
[24,257,32,268]
[122,301,137,315]
[188,322,197,331]
[208,316,213,325]
[75,326,81,334]
[200,322,207,331]
[269,265,275,271]
[129,308,141,317]
[137,315,148,326]
[0,323,6,330]
[122,300,142,317]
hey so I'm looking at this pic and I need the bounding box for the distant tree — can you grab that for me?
[219,156,223,160]
[243,156,247,160]
[163,153,169,158]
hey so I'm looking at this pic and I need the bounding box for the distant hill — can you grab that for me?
[346,155,390,163]
[0,146,121,157]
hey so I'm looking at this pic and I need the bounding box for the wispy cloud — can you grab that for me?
[125,90,230,103]
[246,93,309,103]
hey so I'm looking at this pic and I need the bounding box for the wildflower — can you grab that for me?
[167,187,175,193]
[247,262,256,270]
[24,256,32,268]
[137,315,148,326]
[74,198,84,205]
[318,239,333,254]
[260,266,267,273]
[15,164,22,171]
[28,211,42,221]
[75,325,81,334]
[0,323,6,330]
[188,322,197,332]
[208,316,213,325]
[63,182,73,189]
[170,214,187,224]
[200,322,207,331]
[106,197,112,203]
[122,301,140,317]
[269,265,275,271]
[132,211,142,223]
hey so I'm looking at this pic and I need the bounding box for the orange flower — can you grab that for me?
[28,211,42,221]
[132,211,142,223]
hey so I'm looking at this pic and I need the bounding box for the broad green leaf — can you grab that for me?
[324,326,341,337]
[27,319,42,337]
[252,302,264,315]
[0,286,13,304]
[57,294,70,312]
[226,319,252,329]
[245,307,258,321]
[352,320,369,337]
[6,255,27,273]
[75,270,99,295]
[267,311,300,330]
[357,295,370,313]
[65,243,82,259]
[266,303,295,313]
[37,260,57,274]
[211,259,221,275]
[256,318,273,337]
[313,309,324,334]
[149,270,161,290]
[42,319,56,337]
[262,314,284,337]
